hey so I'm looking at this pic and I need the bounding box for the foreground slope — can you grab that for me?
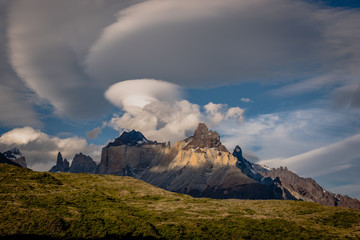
[1,164,360,239]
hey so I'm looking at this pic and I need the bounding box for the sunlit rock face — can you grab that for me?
[182,123,228,152]
[99,124,284,200]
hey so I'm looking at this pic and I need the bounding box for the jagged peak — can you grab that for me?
[233,145,243,156]
[2,147,23,159]
[183,123,228,152]
[56,152,63,164]
[49,151,69,173]
[107,129,155,147]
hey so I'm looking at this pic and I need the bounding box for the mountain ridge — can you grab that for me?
[46,123,360,210]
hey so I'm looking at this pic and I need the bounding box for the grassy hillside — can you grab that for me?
[0,164,359,239]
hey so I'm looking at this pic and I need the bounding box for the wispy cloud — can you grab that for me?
[240,98,252,103]
[259,133,360,177]
[0,86,42,128]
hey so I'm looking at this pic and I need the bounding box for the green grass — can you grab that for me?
[1,164,360,239]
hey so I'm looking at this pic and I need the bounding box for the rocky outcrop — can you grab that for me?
[0,152,22,167]
[2,147,27,168]
[96,130,169,176]
[142,140,284,199]
[183,123,228,152]
[263,167,360,210]
[232,145,273,185]
[108,130,156,147]
[69,153,97,173]
[98,124,284,200]
[49,152,70,173]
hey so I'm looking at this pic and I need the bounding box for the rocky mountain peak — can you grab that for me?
[233,145,243,158]
[264,167,360,210]
[107,129,153,147]
[2,147,22,159]
[183,123,228,152]
[64,158,70,169]
[2,147,27,168]
[234,145,242,153]
[49,152,69,173]
[0,152,22,167]
[232,145,268,184]
[56,152,64,167]
[69,153,96,173]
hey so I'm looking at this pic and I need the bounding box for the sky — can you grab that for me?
[0,0,360,199]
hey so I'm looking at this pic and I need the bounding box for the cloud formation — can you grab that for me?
[85,0,360,90]
[0,86,41,127]
[240,98,252,103]
[105,80,244,143]
[220,108,359,160]
[259,133,360,177]
[0,127,102,171]
[86,127,102,140]
[105,79,181,113]
[7,0,143,119]
[5,0,360,121]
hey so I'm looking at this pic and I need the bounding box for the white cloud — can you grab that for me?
[105,79,181,114]
[204,102,244,126]
[0,127,102,171]
[109,100,202,143]
[105,80,244,144]
[240,98,252,103]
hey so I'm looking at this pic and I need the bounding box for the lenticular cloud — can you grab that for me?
[104,79,181,114]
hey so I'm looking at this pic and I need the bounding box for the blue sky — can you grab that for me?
[0,0,359,199]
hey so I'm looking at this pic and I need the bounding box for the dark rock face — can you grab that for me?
[69,153,96,173]
[183,123,228,152]
[64,159,70,169]
[49,152,69,173]
[2,147,27,168]
[107,130,155,147]
[264,167,360,210]
[96,130,168,176]
[0,152,22,167]
[232,145,269,184]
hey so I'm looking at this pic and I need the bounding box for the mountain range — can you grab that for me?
[45,123,360,210]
